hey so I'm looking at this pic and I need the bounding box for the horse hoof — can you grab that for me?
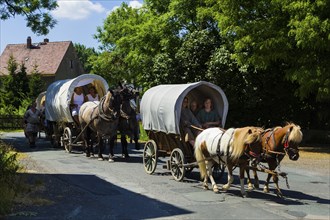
[213,188,219,193]
[122,154,130,158]
[86,153,90,157]
[108,158,114,163]
[241,193,248,198]
[98,157,104,161]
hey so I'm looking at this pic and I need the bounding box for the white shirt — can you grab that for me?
[86,94,99,101]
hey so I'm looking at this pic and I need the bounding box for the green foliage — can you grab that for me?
[214,0,330,101]
[74,43,99,74]
[0,56,29,109]
[28,65,45,99]
[89,0,329,129]
[0,0,58,35]
[0,141,20,215]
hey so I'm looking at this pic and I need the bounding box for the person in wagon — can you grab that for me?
[71,86,87,126]
[190,100,199,116]
[24,101,41,148]
[197,97,221,128]
[180,97,202,147]
[85,85,99,101]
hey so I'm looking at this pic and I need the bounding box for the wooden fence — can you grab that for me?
[0,115,24,130]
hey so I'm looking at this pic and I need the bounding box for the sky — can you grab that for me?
[0,0,143,54]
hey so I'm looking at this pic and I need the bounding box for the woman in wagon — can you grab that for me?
[24,101,41,148]
[180,97,202,147]
[71,86,87,126]
[197,97,221,129]
[190,100,199,116]
[85,85,99,101]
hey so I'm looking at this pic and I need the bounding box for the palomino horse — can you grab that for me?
[79,90,122,160]
[247,122,303,197]
[195,126,263,197]
[109,87,140,160]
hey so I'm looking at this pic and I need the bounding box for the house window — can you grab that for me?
[70,60,73,69]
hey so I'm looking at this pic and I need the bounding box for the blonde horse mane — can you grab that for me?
[286,122,303,144]
[230,127,261,160]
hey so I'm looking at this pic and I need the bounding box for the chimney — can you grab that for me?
[27,36,32,48]
[44,38,49,43]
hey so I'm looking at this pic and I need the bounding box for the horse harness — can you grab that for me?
[97,96,118,122]
[260,127,292,171]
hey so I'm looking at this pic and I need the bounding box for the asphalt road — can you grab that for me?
[1,132,329,220]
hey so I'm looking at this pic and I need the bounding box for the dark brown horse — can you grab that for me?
[79,90,122,160]
[109,87,140,161]
[247,122,303,197]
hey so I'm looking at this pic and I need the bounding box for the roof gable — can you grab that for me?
[0,41,72,76]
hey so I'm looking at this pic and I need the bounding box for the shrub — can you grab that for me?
[0,141,21,215]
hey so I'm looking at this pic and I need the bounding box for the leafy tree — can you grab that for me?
[0,0,58,35]
[28,64,45,99]
[213,0,330,101]
[74,43,99,74]
[0,56,30,110]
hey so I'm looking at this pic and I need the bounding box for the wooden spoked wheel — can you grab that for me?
[63,127,72,153]
[170,148,186,181]
[143,140,158,174]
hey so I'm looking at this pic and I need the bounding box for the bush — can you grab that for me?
[0,141,21,215]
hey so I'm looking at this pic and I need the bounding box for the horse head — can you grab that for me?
[231,126,264,162]
[282,123,303,161]
[119,86,139,117]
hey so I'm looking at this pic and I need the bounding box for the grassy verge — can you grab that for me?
[0,140,21,215]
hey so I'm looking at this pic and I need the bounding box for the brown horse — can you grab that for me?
[194,126,264,197]
[247,122,303,197]
[109,87,140,160]
[79,90,122,160]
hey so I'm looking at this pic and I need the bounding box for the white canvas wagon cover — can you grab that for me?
[140,81,228,135]
[45,74,109,122]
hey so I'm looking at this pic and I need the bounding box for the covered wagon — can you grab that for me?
[140,81,229,181]
[45,74,109,151]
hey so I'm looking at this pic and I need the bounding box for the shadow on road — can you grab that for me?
[7,172,192,219]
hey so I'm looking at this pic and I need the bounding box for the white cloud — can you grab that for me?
[109,0,143,13]
[51,0,105,20]
[128,0,143,9]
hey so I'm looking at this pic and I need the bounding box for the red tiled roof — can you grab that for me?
[0,41,72,76]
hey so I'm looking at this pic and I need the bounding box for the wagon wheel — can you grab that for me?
[170,148,186,181]
[63,127,72,153]
[213,163,225,181]
[143,140,158,174]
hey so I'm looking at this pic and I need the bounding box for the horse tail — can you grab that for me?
[195,140,207,180]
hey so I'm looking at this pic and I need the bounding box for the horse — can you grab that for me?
[246,122,303,197]
[109,87,140,161]
[194,126,264,197]
[79,89,122,160]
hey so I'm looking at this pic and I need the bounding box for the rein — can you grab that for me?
[98,96,117,121]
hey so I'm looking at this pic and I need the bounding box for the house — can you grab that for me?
[0,37,86,89]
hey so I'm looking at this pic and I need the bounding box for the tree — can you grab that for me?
[74,43,99,74]
[0,0,58,35]
[213,0,330,101]
[28,64,45,99]
[0,56,29,109]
